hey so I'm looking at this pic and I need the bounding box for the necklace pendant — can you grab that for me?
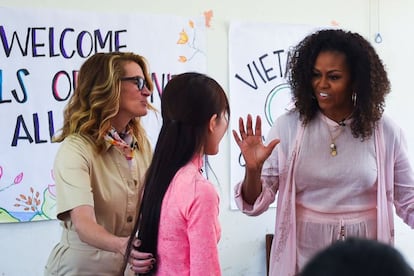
[330,143,337,156]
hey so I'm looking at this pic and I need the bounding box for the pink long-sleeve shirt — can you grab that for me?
[156,155,221,276]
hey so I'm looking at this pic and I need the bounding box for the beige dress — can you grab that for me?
[44,134,151,276]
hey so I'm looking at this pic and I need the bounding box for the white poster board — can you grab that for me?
[0,6,207,222]
[228,21,320,209]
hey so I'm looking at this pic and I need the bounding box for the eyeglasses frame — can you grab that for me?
[120,76,147,91]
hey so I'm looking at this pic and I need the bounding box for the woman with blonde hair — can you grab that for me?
[45,52,156,275]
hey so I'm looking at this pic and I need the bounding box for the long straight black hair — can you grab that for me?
[123,72,229,275]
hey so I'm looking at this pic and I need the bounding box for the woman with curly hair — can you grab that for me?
[45,52,156,275]
[233,29,414,276]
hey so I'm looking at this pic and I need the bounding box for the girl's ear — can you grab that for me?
[208,114,218,132]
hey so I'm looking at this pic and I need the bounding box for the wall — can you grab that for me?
[1,0,414,275]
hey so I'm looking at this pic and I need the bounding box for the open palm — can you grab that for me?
[232,114,279,170]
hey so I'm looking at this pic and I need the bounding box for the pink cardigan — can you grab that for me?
[235,112,414,276]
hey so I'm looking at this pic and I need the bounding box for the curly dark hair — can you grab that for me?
[288,29,390,139]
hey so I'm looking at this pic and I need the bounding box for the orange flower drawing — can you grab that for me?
[204,10,213,28]
[178,56,188,63]
[14,187,41,212]
[176,11,212,63]
[177,29,189,45]
[189,20,195,29]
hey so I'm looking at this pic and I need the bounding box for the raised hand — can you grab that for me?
[232,114,279,170]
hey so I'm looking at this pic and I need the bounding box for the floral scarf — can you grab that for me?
[104,127,135,161]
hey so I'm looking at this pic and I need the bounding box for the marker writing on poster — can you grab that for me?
[1,68,176,147]
[0,26,127,58]
[0,24,129,146]
[234,49,292,90]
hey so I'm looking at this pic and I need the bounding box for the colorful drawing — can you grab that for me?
[0,167,23,192]
[203,10,213,28]
[1,8,207,225]
[264,83,294,127]
[0,207,19,222]
[0,166,56,223]
[177,10,213,63]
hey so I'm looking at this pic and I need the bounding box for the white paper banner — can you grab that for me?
[0,6,207,222]
[229,21,321,209]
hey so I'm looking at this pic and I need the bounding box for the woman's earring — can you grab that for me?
[352,92,357,106]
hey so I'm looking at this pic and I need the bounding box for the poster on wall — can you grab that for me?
[0,6,208,223]
[228,21,320,209]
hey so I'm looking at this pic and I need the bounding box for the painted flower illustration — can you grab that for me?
[178,56,188,63]
[204,10,213,28]
[0,170,24,192]
[177,29,189,45]
[14,187,41,213]
[14,172,23,184]
[177,10,213,63]
[48,170,57,197]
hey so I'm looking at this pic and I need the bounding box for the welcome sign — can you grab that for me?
[0,6,207,222]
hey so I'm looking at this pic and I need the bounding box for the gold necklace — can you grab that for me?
[322,116,346,157]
